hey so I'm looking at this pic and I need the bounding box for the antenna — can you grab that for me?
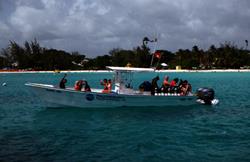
[149,37,158,68]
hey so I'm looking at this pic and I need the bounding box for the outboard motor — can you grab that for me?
[196,87,215,105]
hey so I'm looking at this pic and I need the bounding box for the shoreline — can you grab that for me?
[1,69,250,73]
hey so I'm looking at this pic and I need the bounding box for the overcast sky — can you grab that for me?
[0,0,250,57]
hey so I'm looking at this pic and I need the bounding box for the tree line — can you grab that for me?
[0,39,250,70]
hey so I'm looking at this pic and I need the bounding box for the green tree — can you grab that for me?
[93,55,112,69]
[42,49,73,70]
[133,46,151,67]
[109,48,135,66]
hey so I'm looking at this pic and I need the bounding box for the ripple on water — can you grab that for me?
[1,72,250,161]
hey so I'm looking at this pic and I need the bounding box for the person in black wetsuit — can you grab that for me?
[59,74,67,89]
[151,76,160,95]
[139,81,151,92]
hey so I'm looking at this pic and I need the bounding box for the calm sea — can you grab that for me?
[0,72,250,162]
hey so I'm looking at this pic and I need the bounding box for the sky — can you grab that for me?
[0,0,250,57]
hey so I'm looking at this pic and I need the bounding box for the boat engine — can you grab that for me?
[196,87,215,105]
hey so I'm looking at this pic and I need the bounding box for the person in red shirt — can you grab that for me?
[107,79,112,92]
[74,80,83,91]
[170,78,178,87]
[161,76,170,93]
[101,79,110,93]
[170,78,179,93]
[163,76,170,86]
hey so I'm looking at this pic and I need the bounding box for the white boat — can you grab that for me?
[25,66,219,108]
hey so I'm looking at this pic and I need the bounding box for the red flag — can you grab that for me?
[154,51,161,59]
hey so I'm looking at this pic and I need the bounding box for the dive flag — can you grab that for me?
[154,51,161,59]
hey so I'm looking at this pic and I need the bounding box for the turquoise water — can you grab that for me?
[0,72,250,161]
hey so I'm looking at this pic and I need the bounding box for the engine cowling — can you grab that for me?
[196,87,215,105]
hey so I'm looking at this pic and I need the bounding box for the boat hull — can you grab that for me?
[26,83,198,108]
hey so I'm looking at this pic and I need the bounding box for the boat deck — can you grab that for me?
[26,83,193,97]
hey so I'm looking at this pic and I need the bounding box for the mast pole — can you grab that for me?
[149,38,158,68]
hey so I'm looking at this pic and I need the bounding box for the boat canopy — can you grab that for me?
[106,66,155,72]
[106,66,154,94]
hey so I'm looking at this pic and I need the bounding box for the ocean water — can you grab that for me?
[0,72,250,162]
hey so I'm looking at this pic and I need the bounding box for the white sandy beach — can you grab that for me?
[1,69,250,73]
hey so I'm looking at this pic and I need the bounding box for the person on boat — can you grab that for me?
[179,80,192,96]
[74,80,84,91]
[187,83,192,94]
[100,79,109,93]
[151,76,160,95]
[83,80,91,92]
[170,78,178,87]
[161,75,170,92]
[107,79,112,92]
[139,81,151,92]
[179,80,188,95]
[59,74,67,89]
[185,81,192,95]
[170,78,179,93]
